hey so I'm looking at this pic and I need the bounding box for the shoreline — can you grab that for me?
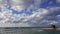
[0,27,60,30]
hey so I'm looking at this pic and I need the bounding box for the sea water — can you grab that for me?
[0,27,60,34]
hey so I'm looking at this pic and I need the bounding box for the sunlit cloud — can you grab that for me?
[10,0,32,12]
[0,0,60,27]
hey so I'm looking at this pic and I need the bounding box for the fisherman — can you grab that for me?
[52,24,56,29]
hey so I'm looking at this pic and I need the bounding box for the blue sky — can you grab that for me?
[0,0,60,27]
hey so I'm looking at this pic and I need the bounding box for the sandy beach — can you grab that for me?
[41,28,60,30]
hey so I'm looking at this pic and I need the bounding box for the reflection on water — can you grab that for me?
[0,27,60,34]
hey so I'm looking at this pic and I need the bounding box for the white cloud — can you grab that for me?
[50,21,58,25]
[0,23,30,27]
[0,0,60,27]
[0,5,33,27]
[49,7,60,11]
[10,0,49,12]
[57,15,60,16]
[31,8,48,17]
[11,5,27,12]
[10,0,32,12]
[11,0,24,5]
[0,10,31,27]
[0,6,60,27]
[15,23,31,27]
[0,5,49,27]
[34,0,42,5]
[0,0,2,4]
[56,0,60,3]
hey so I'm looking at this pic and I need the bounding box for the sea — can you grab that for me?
[0,27,60,34]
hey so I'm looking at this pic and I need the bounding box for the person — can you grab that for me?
[52,25,56,29]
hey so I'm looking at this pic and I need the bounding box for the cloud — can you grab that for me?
[0,8,31,27]
[0,23,30,27]
[0,5,49,27]
[48,7,60,11]
[56,0,60,3]
[0,0,2,4]
[34,0,42,5]
[0,5,60,27]
[0,0,60,27]
[27,7,60,27]
[10,0,48,12]
[10,0,32,12]
[0,3,31,27]
[50,21,58,25]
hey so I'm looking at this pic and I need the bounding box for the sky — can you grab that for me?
[0,0,60,27]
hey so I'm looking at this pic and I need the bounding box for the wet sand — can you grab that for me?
[41,28,60,30]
